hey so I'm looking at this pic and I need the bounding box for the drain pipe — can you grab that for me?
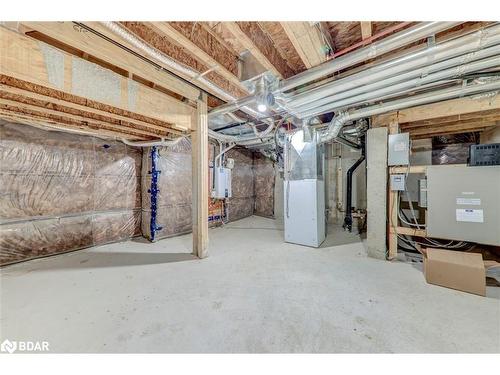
[343,135,366,232]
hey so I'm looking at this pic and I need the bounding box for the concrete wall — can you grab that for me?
[366,127,388,260]
[0,120,142,265]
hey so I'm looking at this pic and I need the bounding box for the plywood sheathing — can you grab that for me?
[120,22,247,100]
[258,22,307,73]
[167,22,240,77]
[227,22,296,79]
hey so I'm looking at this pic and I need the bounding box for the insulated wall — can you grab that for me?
[225,148,255,222]
[141,143,259,241]
[253,153,275,218]
[141,139,192,241]
[0,120,142,266]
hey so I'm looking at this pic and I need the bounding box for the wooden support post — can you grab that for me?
[192,92,209,258]
[387,118,400,260]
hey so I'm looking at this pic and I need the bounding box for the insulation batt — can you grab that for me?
[0,120,142,266]
[253,153,276,218]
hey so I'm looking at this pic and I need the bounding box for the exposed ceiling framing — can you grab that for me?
[1,20,497,142]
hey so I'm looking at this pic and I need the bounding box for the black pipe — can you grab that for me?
[343,135,366,232]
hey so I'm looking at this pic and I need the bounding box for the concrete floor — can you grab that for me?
[1,216,499,353]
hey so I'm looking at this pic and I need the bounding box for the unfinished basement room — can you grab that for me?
[1,3,500,362]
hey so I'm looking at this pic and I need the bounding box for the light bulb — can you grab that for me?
[257,104,267,112]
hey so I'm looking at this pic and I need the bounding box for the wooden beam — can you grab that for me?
[280,22,328,69]
[398,94,500,123]
[147,22,248,94]
[390,226,427,237]
[407,119,499,137]
[118,22,246,100]
[360,22,372,39]
[224,22,295,79]
[0,84,180,137]
[0,26,194,134]
[0,100,153,139]
[390,165,427,174]
[0,109,144,140]
[192,92,209,259]
[19,21,199,101]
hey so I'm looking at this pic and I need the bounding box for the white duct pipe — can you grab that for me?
[287,24,500,110]
[209,22,459,118]
[318,80,500,144]
[280,22,461,92]
[298,54,500,118]
[121,136,187,147]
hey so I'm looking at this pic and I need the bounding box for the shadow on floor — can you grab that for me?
[23,252,197,272]
[320,224,364,248]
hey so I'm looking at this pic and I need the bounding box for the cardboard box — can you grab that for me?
[423,248,486,296]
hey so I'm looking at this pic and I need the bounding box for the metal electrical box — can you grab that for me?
[390,174,406,191]
[427,165,500,245]
[212,167,232,199]
[388,133,410,166]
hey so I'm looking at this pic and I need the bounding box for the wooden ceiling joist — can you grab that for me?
[280,22,328,69]
[145,22,248,94]
[0,109,146,140]
[224,22,296,79]
[1,25,194,139]
[360,22,372,39]
[18,21,200,102]
[119,22,247,100]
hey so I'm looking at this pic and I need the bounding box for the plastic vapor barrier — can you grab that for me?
[0,120,142,266]
[253,153,275,218]
[141,138,193,241]
[225,148,255,222]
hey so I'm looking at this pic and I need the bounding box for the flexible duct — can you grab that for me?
[318,80,500,144]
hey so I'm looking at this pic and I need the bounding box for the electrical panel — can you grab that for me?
[212,167,232,199]
[388,133,410,166]
[426,165,500,245]
[390,174,405,191]
[468,143,500,166]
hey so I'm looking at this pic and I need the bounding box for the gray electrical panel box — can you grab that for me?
[390,174,406,191]
[427,165,500,245]
[388,133,410,166]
